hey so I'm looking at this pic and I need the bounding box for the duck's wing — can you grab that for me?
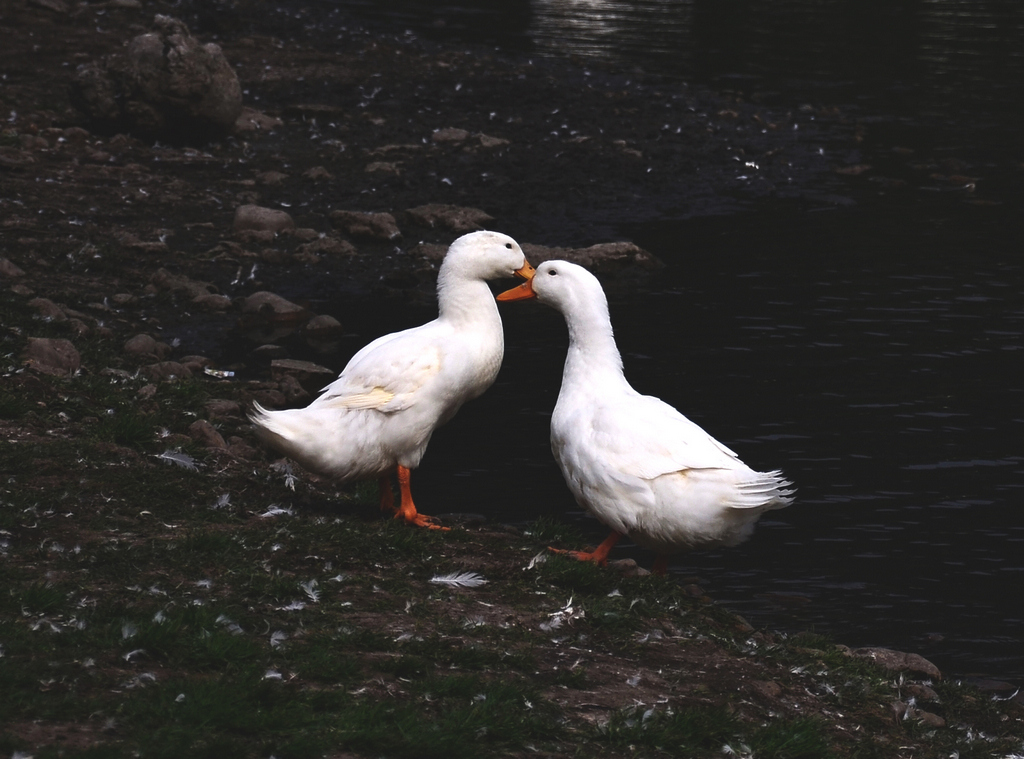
[313,324,444,413]
[588,391,745,481]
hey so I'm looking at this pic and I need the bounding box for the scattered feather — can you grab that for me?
[122,622,138,640]
[175,693,186,703]
[541,596,585,632]
[430,571,488,588]
[277,601,306,611]
[264,669,284,680]
[156,450,199,471]
[212,493,231,510]
[526,552,547,570]
[123,648,145,662]
[260,505,294,518]
[300,580,320,602]
[270,631,288,649]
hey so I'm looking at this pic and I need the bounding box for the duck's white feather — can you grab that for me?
[250,231,528,484]
[532,260,794,558]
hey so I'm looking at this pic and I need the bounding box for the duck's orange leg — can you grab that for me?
[550,531,621,566]
[378,475,395,514]
[651,555,670,576]
[395,465,449,531]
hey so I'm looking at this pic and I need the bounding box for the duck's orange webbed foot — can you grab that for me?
[548,546,609,566]
[394,465,450,531]
[548,531,622,566]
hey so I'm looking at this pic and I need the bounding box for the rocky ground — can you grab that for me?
[2,1,1023,757]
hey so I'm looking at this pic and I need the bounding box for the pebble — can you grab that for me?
[23,337,81,376]
[404,203,494,233]
[850,647,942,680]
[0,257,26,278]
[233,204,296,234]
[330,210,402,241]
[188,419,227,449]
[141,361,192,382]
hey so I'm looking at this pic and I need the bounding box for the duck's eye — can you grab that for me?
[505,243,513,249]
[548,269,558,276]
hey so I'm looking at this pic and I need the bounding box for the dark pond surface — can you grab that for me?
[247,1,1024,682]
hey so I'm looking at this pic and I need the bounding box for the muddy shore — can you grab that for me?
[3,2,1023,756]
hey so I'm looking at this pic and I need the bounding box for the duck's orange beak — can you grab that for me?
[497,261,537,301]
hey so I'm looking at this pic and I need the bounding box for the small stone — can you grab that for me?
[257,171,289,185]
[287,228,321,242]
[365,161,400,175]
[28,297,67,322]
[234,107,283,133]
[251,344,289,363]
[431,127,470,143]
[477,133,509,148]
[329,210,402,241]
[242,291,309,326]
[0,257,26,278]
[141,361,193,382]
[192,293,232,311]
[233,204,296,234]
[188,419,227,449]
[852,647,942,680]
[205,399,242,418]
[270,358,335,395]
[23,337,81,376]
[124,333,164,358]
[303,314,342,337]
[405,203,494,233]
[151,268,217,299]
[296,237,357,257]
[62,126,91,143]
[137,383,158,400]
[303,166,333,181]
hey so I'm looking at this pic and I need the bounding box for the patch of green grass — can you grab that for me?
[525,515,586,545]
[748,716,831,759]
[0,389,31,419]
[599,704,741,754]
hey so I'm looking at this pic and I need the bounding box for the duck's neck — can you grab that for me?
[436,269,500,328]
[562,295,628,388]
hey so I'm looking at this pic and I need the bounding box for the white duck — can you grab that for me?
[498,260,793,573]
[251,230,534,529]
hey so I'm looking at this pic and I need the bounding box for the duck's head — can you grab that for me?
[443,230,535,283]
[497,259,603,312]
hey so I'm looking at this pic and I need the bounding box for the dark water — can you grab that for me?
[247,1,1024,682]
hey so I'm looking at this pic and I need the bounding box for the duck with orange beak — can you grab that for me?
[251,231,535,530]
[498,260,793,574]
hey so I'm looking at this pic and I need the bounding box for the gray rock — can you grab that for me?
[23,337,81,376]
[124,333,169,358]
[330,210,402,241]
[296,237,357,257]
[151,268,218,299]
[242,292,309,326]
[69,15,242,143]
[188,419,227,449]
[404,204,494,233]
[233,205,296,234]
[431,127,470,143]
[141,361,193,382]
[270,358,335,395]
[27,298,67,322]
[0,257,26,278]
[523,241,662,272]
[851,647,942,679]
